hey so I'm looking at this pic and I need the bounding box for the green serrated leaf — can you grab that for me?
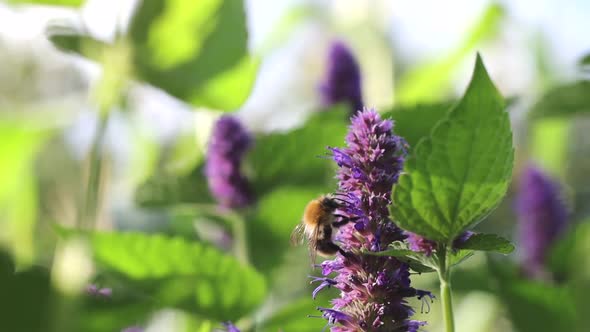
[86,231,267,321]
[0,119,52,265]
[248,108,348,195]
[456,233,514,254]
[392,54,514,243]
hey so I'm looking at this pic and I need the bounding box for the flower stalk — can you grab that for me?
[436,246,455,332]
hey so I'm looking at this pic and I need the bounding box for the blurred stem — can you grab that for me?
[437,245,455,332]
[229,213,249,266]
[78,112,108,230]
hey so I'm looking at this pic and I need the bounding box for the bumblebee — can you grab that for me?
[290,195,349,264]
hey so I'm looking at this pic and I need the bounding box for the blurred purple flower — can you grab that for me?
[222,322,240,332]
[205,115,255,209]
[516,165,569,279]
[319,41,363,115]
[313,109,432,331]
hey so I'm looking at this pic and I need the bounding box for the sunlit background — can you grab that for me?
[1,0,589,331]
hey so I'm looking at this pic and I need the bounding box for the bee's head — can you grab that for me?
[320,195,341,211]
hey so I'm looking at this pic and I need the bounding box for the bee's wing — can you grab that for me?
[308,226,321,266]
[290,223,306,246]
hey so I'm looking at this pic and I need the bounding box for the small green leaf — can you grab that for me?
[455,233,514,254]
[248,108,348,195]
[392,54,514,243]
[366,242,436,273]
[529,81,590,119]
[86,231,267,321]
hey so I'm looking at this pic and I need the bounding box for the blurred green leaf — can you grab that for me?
[529,81,590,119]
[455,233,514,254]
[129,0,258,110]
[0,251,53,332]
[164,130,204,176]
[248,108,348,195]
[497,277,575,332]
[396,3,504,105]
[260,298,326,332]
[85,231,267,321]
[579,53,590,68]
[528,118,570,178]
[392,55,514,243]
[382,102,453,148]
[549,220,590,280]
[8,0,83,6]
[488,258,577,332]
[134,166,213,208]
[47,0,258,110]
[548,220,590,331]
[0,119,51,265]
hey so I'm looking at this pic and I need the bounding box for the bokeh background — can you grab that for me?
[1,0,589,331]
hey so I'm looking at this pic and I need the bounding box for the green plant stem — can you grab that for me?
[78,114,109,229]
[437,246,455,332]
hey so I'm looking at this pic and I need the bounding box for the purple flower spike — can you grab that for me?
[516,165,569,279]
[319,41,364,115]
[205,115,255,209]
[313,109,431,331]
